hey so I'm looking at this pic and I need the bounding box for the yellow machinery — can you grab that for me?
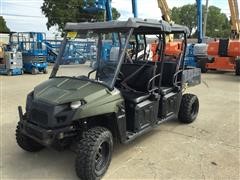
[157,0,173,42]
[157,0,171,22]
[228,0,240,39]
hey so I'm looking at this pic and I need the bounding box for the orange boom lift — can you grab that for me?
[203,0,240,75]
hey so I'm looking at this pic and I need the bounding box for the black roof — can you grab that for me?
[65,18,190,35]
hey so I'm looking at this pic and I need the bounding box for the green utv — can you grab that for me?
[16,18,201,180]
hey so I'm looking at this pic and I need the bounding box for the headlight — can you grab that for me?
[70,101,83,109]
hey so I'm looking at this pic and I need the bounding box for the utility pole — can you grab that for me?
[203,0,209,39]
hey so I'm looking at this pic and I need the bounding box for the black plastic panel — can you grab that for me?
[125,100,158,132]
[159,92,182,118]
[218,39,229,57]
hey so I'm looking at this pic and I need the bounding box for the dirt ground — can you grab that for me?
[0,67,239,180]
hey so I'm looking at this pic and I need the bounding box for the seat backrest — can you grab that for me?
[133,60,177,87]
[120,63,154,92]
[161,61,177,87]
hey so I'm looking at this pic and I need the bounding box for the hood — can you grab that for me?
[33,77,108,105]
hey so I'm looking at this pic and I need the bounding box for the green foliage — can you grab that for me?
[171,4,231,38]
[205,6,231,38]
[171,5,197,36]
[0,16,10,33]
[41,0,120,32]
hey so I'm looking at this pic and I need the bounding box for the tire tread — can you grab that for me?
[178,93,199,123]
[75,127,112,180]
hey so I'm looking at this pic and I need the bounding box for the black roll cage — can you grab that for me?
[50,20,188,91]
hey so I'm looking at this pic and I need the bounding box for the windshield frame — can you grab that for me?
[50,28,134,90]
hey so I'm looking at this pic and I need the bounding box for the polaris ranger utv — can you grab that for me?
[16,18,200,180]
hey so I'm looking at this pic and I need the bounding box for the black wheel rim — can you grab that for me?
[95,141,110,172]
[191,100,198,118]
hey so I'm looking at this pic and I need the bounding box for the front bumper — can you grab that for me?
[18,106,76,147]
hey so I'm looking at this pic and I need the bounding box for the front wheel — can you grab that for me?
[31,68,38,75]
[235,59,240,76]
[7,70,12,76]
[178,94,199,123]
[75,127,113,180]
[16,122,45,152]
[43,68,48,74]
[197,58,208,73]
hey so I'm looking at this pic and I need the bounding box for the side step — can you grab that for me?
[124,114,177,144]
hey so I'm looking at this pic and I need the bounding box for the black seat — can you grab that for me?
[121,90,150,104]
[159,61,177,95]
[118,63,154,103]
[120,63,154,93]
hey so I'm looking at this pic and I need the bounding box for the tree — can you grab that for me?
[171,4,231,38]
[171,5,197,36]
[41,0,120,32]
[0,16,10,33]
[205,6,231,38]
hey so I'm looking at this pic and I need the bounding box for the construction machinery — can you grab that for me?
[185,0,209,69]
[155,0,208,67]
[0,33,23,76]
[157,0,174,43]
[43,39,60,63]
[228,0,240,39]
[84,0,117,65]
[84,0,138,63]
[150,0,176,61]
[199,0,240,75]
[201,39,240,75]
[12,32,48,74]
[45,39,96,64]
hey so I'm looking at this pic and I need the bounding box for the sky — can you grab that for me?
[0,0,237,37]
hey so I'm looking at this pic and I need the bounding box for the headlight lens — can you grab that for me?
[70,101,83,109]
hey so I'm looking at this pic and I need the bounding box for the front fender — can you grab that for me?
[73,90,124,120]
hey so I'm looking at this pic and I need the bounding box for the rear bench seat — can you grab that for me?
[132,60,178,95]
[118,63,154,103]
[118,60,178,102]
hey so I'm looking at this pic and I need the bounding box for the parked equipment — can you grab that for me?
[228,0,240,39]
[0,33,23,76]
[157,0,174,42]
[155,0,208,68]
[185,0,209,68]
[44,39,61,63]
[197,0,240,75]
[16,18,200,180]
[201,39,240,75]
[13,32,48,74]
[84,0,138,64]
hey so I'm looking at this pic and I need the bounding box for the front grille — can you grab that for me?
[25,126,43,140]
[30,109,48,125]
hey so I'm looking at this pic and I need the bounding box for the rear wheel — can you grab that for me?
[235,59,240,76]
[197,58,208,73]
[178,94,199,123]
[75,127,113,180]
[7,70,12,76]
[43,68,48,74]
[16,122,44,152]
[31,68,38,75]
[79,59,86,64]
